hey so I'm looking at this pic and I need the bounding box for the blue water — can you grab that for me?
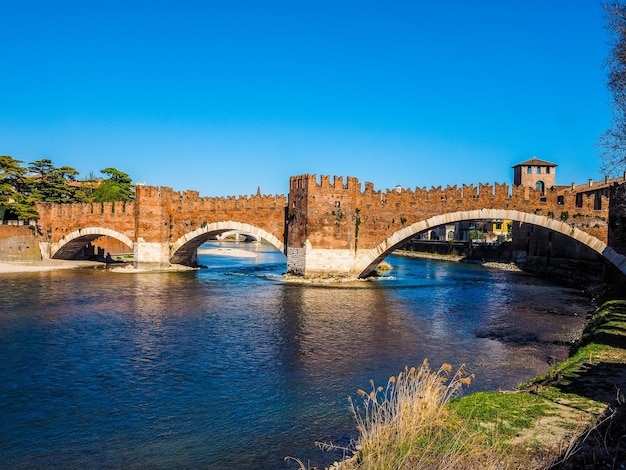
[0,243,590,469]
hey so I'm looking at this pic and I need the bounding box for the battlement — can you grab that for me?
[136,184,285,207]
[36,201,134,218]
[289,174,364,192]
[287,175,608,216]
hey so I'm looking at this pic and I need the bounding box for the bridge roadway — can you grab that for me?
[34,174,626,278]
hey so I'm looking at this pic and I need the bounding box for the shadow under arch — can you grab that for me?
[355,209,626,278]
[170,221,285,266]
[51,227,134,260]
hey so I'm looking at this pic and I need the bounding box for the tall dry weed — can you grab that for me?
[338,360,501,470]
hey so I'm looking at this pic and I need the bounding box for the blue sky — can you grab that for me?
[0,1,613,196]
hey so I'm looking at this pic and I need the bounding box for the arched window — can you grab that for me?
[535,181,545,195]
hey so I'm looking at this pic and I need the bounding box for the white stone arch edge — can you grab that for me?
[46,227,134,259]
[355,209,626,278]
[170,221,285,255]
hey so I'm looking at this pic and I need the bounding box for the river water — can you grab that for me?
[0,242,591,469]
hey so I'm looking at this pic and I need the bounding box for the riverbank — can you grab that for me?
[328,300,626,469]
[0,247,257,274]
[0,259,106,273]
[450,299,626,469]
[393,249,524,272]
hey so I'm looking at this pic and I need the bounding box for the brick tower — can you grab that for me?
[512,157,557,195]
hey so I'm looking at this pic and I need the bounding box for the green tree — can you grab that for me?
[80,170,100,202]
[599,2,626,176]
[469,229,484,241]
[0,156,39,220]
[92,167,134,202]
[0,155,26,197]
[28,159,88,203]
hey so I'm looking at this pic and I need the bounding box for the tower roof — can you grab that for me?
[512,157,558,168]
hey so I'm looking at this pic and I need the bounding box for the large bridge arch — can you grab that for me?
[170,221,285,265]
[47,227,134,260]
[355,209,626,278]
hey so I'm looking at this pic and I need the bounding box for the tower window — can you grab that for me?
[535,181,545,195]
[527,166,532,174]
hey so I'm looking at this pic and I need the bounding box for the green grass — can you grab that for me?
[451,391,552,441]
[450,300,626,467]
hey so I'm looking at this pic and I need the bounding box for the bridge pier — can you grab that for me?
[286,175,368,278]
[133,239,174,269]
[286,244,358,278]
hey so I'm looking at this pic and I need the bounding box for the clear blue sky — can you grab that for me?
[0,1,613,196]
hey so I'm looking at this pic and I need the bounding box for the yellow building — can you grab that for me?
[489,219,512,242]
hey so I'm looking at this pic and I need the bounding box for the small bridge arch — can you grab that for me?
[355,209,626,278]
[170,221,285,265]
[48,227,134,260]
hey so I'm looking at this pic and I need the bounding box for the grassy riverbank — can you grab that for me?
[451,301,626,468]
[323,300,626,469]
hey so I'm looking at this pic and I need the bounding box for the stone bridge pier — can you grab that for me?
[133,239,172,268]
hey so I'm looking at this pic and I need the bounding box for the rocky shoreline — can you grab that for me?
[393,249,523,272]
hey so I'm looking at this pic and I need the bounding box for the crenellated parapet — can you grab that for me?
[36,201,137,244]
[131,185,287,244]
[287,174,607,217]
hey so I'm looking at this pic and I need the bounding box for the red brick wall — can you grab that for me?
[36,201,136,243]
[0,225,41,260]
[35,185,287,246]
[287,174,609,252]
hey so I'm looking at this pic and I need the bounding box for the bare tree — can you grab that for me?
[600,2,626,176]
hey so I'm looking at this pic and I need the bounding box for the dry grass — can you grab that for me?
[332,360,503,470]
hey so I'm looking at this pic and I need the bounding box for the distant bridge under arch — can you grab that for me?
[170,221,284,265]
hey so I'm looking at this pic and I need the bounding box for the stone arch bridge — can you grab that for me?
[35,174,626,278]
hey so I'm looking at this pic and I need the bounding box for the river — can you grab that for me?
[0,242,591,469]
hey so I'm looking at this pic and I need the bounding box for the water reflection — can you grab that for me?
[0,247,591,469]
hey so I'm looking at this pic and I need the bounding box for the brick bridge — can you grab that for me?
[35,174,626,278]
